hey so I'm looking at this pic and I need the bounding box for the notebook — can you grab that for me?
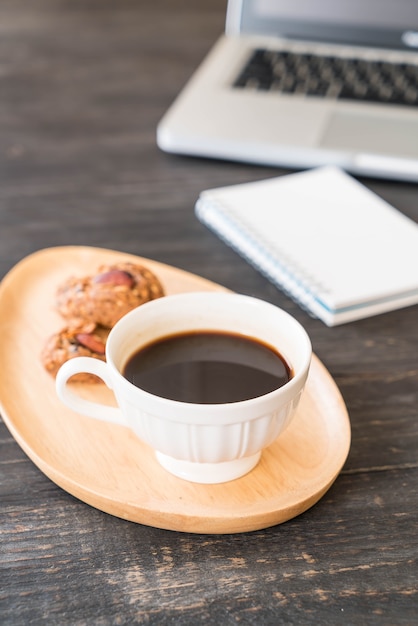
[195,166,418,326]
[157,0,418,183]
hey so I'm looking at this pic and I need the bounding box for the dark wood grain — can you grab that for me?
[1,1,417,624]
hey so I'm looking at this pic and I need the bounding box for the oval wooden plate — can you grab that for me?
[0,246,351,534]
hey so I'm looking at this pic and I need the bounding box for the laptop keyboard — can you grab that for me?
[233,48,418,106]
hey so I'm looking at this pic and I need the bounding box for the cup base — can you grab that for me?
[155,451,262,484]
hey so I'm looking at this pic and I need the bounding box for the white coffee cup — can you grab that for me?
[56,292,312,484]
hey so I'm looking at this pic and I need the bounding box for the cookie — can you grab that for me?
[41,322,108,383]
[56,262,165,328]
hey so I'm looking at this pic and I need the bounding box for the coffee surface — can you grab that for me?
[123,330,292,404]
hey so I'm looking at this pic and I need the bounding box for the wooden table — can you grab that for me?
[1,1,417,623]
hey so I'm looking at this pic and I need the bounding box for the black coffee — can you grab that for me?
[123,330,292,404]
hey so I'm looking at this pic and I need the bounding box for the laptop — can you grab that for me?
[157,0,418,182]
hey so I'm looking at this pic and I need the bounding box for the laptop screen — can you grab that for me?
[238,0,418,50]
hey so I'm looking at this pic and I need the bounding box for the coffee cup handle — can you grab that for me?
[55,357,128,426]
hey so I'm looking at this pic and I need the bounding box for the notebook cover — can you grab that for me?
[195,166,418,326]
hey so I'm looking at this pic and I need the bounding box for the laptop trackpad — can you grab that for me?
[320,110,418,158]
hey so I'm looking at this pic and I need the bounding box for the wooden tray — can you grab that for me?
[0,246,351,534]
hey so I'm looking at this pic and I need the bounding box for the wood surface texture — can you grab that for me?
[1,1,417,624]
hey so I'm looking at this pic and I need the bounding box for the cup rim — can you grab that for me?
[104,292,312,416]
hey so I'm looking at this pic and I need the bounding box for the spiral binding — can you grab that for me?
[195,196,333,321]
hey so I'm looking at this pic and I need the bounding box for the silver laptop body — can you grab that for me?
[157,0,418,182]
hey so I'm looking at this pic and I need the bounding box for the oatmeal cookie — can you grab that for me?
[41,322,108,383]
[56,262,165,328]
